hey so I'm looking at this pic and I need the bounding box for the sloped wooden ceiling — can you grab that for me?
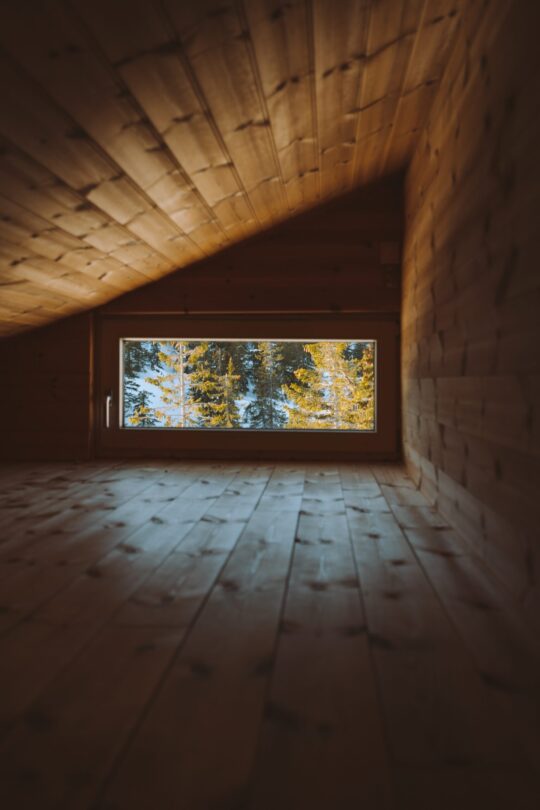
[0,0,460,336]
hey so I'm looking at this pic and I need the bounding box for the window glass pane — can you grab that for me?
[121,339,376,431]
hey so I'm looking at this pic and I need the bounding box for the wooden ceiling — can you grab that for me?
[0,0,460,337]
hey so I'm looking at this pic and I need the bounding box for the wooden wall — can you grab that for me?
[402,1,540,630]
[102,176,402,316]
[0,176,402,460]
[0,312,93,460]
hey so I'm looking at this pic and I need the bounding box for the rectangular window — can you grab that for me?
[121,339,376,432]
[97,317,398,459]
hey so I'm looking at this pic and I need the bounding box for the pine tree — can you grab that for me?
[348,342,375,429]
[145,341,202,427]
[283,343,345,429]
[139,342,245,429]
[190,347,242,427]
[225,342,251,396]
[124,338,375,432]
[280,342,314,386]
[220,356,242,427]
[282,341,375,430]
[245,341,286,428]
[127,389,158,427]
[123,340,161,424]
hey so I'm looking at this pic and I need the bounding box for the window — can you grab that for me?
[122,339,376,431]
[97,317,398,459]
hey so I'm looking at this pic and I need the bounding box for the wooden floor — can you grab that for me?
[0,461,539,810]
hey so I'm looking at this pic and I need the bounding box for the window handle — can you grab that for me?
[104,390,113,429]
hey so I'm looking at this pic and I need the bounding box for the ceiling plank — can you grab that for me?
[0,54,200,271]
[0,194,150,293]
[378,0,461,177]
[351,0,426,186]
[313,0,372,197]
[245,0,320,213]
[163,0,289,225]
[72,0,257,243]
[0,1,227,254]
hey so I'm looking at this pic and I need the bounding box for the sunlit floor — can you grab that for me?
[0,461,538,809]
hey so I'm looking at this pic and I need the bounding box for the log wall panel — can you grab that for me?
[402,0,540,632]
[102,176,403,316]
[0,313,93,460]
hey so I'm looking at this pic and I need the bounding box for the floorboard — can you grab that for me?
[0,461,538,809]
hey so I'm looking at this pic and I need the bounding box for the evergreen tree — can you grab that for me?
[283,343,341,429]
[280,342,314,385]
[190,348,242,427]
[225,342,251,395]
[127,389,158,427]
[123,338,374,432]
[136,341,244,429]
[220,356,242,427]
[194,342,250,395]
[282,341,375,430]
[145,341,202,427]
[348,342,375,429]
[123,339,160,423]
[245,342,286,429]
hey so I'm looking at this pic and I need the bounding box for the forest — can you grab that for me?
[122,339,375,431]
